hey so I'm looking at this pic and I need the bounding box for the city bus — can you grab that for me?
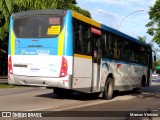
[8,9,155,100]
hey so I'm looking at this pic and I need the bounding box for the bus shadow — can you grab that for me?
[36,85,160,101]
[35,91,135,100]
[36,92,101,101]
[36,90,136,101]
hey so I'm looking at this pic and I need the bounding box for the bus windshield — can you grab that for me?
[13,15,64,38]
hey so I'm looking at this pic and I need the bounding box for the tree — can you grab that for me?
[0,0,13,55]
[146,0,160,45]
[14,0,91,17]
[137,35,154,47]
[137,36,147,43]
[0,0,13,42]
[153,60,160,72]
[14,0,57,11]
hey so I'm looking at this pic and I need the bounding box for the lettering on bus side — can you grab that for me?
[37,50,50,55]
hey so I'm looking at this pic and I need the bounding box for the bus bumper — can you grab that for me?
[8,74,72,89]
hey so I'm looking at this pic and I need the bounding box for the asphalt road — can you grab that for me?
[0,81,160,120]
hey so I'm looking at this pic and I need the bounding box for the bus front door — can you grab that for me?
[91,34,102,92]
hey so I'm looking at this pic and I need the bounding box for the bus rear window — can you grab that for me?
[13,15,63,38]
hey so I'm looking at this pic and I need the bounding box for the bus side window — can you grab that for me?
[102,32,111,58]
[109,34,115,58]
[73,21,82,53]
[122,42,129,61]
[78,24,83,52]
[82,25,90,54]
[73,19,91,55]
[116,38,123,59]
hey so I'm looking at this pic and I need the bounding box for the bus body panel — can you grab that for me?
[8,74,72,89]
[10,55,73,77]
[100,59,147,91]
[72,54,92,93]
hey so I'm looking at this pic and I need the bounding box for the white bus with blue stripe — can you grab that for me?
[8,9,155,99]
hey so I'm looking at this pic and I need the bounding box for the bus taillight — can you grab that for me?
[8,56,13,74]
[59,57,68,77]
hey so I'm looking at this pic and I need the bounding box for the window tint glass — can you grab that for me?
[14,15,63,38]
[73,19,91,55]
[102,31,148,65]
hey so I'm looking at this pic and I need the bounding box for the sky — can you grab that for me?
[76,0,156,45]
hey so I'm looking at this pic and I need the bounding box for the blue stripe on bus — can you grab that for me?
[102,58,146,67]
[8,16,13,55]
[63,10,73,56]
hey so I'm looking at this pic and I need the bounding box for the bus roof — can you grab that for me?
[12,9,66,18]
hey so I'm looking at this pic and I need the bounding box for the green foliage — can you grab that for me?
[0,0,13,61]
[137,36,147,43]
[14,0,91,18]
[146,0,160,45]
[0,83,22,88]
[14,0,57,11]
[68,4,91,18]
[137,36,155,49]
[0,0,13,42]
[153,60,160,71]
[4,0,13,13]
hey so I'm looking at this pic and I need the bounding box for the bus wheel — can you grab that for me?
[102,78,114,100]
[54,88,73,98]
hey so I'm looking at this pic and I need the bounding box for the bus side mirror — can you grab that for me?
[154,55,156,61]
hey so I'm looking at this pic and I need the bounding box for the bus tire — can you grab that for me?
[102,78,114,100]
[54,88,73,98]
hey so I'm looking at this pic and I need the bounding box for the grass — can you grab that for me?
[0,83,21,88]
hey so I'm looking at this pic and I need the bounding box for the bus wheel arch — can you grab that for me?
[102,73,115,100]
[133,75,146,93]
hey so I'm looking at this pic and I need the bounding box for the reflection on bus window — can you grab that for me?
[73,19,91,55]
